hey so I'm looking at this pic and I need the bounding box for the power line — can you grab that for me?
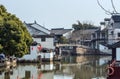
[111,0,118,13]
[97,0,112,15]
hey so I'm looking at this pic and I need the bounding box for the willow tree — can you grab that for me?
[0,5,33,57]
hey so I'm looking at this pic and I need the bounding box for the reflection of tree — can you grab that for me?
[4,72,10,79]
[25,71,31,79]
[72,62,107,79]
[69,63,105,79]
[60,56,108,79]
[76,56,87,63]
[62,56,101,64]
[21,71,31,79]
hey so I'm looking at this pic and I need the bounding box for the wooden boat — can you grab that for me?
[107,60,120,79]
[105,40,120,79]
[107,47,120,79]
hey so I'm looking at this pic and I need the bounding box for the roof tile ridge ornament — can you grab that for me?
[34,20,37,24]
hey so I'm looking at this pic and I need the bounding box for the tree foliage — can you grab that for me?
[72,21,98,30]
[59,36,69,44]
[0,5,33,57]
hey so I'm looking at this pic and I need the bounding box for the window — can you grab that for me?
[112,15,120,23]
[111,31,114,35]
[118,33,120,37]
[41,37,46,41]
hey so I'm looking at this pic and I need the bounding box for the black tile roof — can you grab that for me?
[50,28,72,35]
[111,15,120,23]
[24,21,50,31]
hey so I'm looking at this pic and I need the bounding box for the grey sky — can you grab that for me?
[0,0,120,29]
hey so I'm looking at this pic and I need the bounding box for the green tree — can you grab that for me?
[0,5,33,57]
[72,21,82,30]
[72,21,98,30]
[59,36,68,44]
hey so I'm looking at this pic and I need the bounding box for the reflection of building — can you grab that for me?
[0,66,14,79]
[0,56,109,79]
[76,56,87,63]
[54,74,74,79]
[39,62,54,71]
[0,63,60,79]
[62,56,87,63]
[59,56,108,79]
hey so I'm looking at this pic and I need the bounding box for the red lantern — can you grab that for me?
[37,45,42,51]
[32,47,34,50]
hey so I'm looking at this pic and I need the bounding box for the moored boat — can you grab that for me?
[0,54,6,67]
[107,60,120,79]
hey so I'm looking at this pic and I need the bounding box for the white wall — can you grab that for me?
[99,44,112,54]
[19,45,54,60]
[63,30,73,39]
[19,46,38,60]
[39,53,54,59]
[108,28,120,44]
[117,48,120,60]
[33,38,55,49]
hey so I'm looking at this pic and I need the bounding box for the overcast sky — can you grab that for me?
[0,0,120,29]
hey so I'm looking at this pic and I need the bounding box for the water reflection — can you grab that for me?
[61,56,110,79]
[0,56,110,79]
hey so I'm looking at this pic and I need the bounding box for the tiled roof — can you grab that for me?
[111,15,120,22]
[32,35,54,38]
[50,28,72,35]
[25,22,49,32]
[24,21,50,35]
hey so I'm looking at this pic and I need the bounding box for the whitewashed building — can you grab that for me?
[19,21,55,61]
[100,14,120,45]
[91,14,120,54]
[24,21,54,49]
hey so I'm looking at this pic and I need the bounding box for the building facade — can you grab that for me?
[90,14,120,54]
[50,28,73,44]
[24,21,54,49]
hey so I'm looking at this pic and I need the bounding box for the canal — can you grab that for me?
[0,55,111,79]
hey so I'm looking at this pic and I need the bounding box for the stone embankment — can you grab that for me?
[75,47,111,55]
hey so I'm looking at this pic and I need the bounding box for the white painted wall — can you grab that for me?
[101,25,105,30]
[19,46,38,60]
[19,46,54,60]
[63,30,73,39]
[39,53,54,59]
[108,28,120,44]
[99,44,112,54]
[117,48,120,60]
[33,38,55,49]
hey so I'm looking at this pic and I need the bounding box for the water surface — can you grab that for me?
[0,55,111,79]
